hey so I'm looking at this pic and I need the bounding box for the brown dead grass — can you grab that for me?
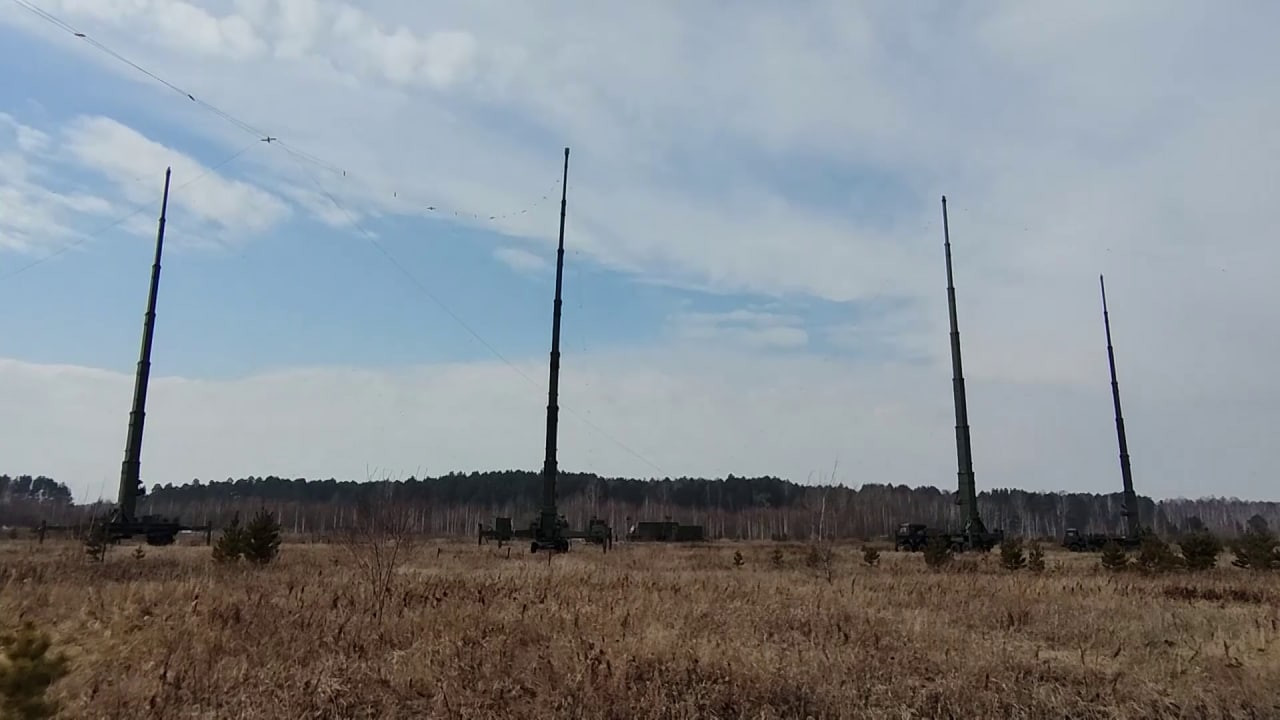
[1,538,1278,719]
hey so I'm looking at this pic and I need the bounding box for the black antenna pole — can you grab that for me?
[539,148,570,542]
[942,196,985,534]
[117,167,171,522]
[1100,274,1140,538]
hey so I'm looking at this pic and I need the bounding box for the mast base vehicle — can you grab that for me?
[478,514,613,552]
[104,511,211,546]
[893,522,1004,553]
[34,510,212,546]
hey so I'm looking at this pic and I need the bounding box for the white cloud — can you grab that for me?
[329,8,476,88]
[0,116,119,252]
[155,1,265,59]
[0,111,295,253]
[271,0,321,59]
[669,310,809,351]
[492,246,548,274]
[42,0,265,60]
[2,342,1271,504]
[61,115,290,234]
[35,0,475,85]
[417,30,477,88]
[1,2,1278,500]
[276,182,362,229]
[14,125,50,153]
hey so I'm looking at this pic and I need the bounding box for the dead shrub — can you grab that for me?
[1161,584,1268,605]
[340,495,419,622]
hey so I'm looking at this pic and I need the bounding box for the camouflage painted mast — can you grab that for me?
[534,147,572,553]
[1100,274,1141,539]
[477,148,611,552]
[1059,276,1143,552]
[115,167,171,525]
[941,196,986,540]
[32,169,205,545]
[892,198,1000,552]
[97,168,209,546]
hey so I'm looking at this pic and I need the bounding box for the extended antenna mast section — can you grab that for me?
[1100,274,1141,539]
[33,168,209,547]
[117,167,171,522]
[537,147,571,553]
[476,147,612,553]
[941,196,987,537]
[887,197,1001,554]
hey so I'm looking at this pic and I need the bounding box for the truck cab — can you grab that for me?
[894,522,931,551]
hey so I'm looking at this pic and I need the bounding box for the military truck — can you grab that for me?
[626,518,705,542]
[894,522,1003,553]
[105,512,187,545]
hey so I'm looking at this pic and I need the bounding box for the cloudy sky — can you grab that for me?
[1,1,1276,504]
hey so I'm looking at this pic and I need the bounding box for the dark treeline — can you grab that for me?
[0,475,75,527]
[3,470,1277,541]
[0,475,72,504]
[132,472,1280,540]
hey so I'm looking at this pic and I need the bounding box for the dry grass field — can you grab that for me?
[2,537,1279,719]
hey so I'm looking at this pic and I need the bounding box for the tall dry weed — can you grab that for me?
[1,539,1277,718]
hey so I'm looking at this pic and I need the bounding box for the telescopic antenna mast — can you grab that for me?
[1100,274,1140,539]
[116,167,171,521]
[538,147,571,547]
[942,196,985,535]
